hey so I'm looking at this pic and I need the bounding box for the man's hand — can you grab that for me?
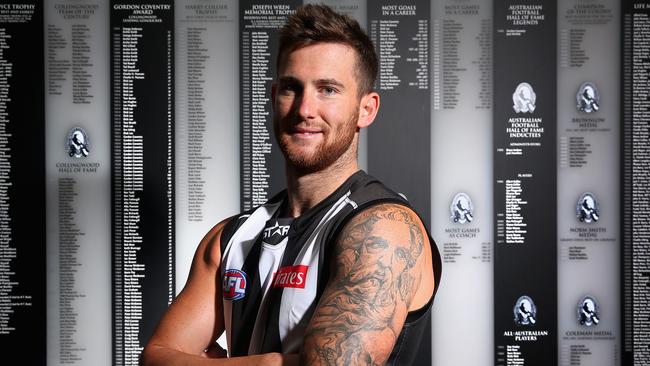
[202,344,299,366]
[301,203,434,365]
[203,343,228,358]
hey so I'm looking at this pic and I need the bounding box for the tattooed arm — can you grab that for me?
[301,203,435,366]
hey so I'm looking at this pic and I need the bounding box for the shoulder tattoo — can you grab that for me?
[302,204,426,365]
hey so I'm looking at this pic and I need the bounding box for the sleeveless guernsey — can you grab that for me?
[219,170,442,365]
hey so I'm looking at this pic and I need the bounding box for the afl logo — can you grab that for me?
[222,269,247,301]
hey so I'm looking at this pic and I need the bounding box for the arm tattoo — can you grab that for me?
[302,204,426,365]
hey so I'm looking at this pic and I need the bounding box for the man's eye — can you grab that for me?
[279,85,295,94]
[321,87,337,96]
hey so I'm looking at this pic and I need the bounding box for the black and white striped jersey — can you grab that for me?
[219,170,442,365]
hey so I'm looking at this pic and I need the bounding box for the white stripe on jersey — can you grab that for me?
[278,191,354,353]
[222,201,283,355]
[248,238,288,354]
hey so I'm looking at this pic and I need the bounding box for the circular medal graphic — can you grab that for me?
[576,192,599,224]
[576,82,600,114]
[577,295,600,327]
[450,192,474,224]
[67,127,90,158]
[514,295,537,325]
[512,82,536,113]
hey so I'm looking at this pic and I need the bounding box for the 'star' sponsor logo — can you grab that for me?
[263,221,290,239]
[223,269,247,300]
[272,265,308,289]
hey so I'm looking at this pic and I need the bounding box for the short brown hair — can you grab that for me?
[277,4,377,96]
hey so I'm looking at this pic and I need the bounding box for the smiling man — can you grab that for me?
[142,4,441,366]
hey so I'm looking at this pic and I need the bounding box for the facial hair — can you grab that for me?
[274,111,358,175]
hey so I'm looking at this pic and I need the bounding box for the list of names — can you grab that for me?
[505,179,527,244]
[0,26,17,336]
[185,27,209,222]
[371,5,428,91]
[111,4,174,365]
[57,178,85,363]
[632,6,650,364]
[113,24,146,365]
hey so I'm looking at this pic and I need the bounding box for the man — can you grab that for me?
[143,4,441,365]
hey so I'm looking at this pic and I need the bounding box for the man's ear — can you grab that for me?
[357,92,380,129]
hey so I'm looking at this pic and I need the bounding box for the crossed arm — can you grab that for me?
[142,219,297,366]
[142,204,434,366]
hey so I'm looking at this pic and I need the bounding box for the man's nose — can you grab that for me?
[296,90,316,120]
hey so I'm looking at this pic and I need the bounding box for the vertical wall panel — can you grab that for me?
[367,1,432,364]
[45,1,111,365]
[174,1,240,349]
[557,1,621,365]
[110,2,174,364]
[367,0,431,223]
[622,1,650,365]
[0,1,45,364]
[174,0,239,293]
[430,1,494,365]
[493,1,557,365]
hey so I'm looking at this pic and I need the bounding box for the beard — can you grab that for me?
[274,112,358,175]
